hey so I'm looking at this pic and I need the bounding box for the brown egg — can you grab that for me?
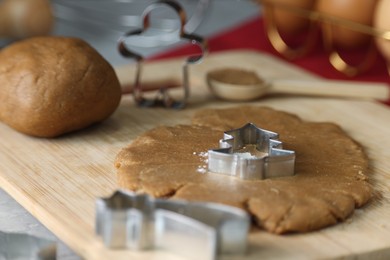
[316,0,377,49]
[373,0,390,64]
[0,0,53,38]
[262,0,316,34]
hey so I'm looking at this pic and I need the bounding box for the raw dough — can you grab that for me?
[115,106,372,234]
[0,36,121,137]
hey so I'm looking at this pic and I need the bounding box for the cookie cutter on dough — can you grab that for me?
[118,0,208,109]
[208,123,295,180]
[95,190,249,260]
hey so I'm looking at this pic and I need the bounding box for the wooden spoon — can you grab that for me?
[207,68,390,102]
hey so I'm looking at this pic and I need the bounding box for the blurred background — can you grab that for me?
[0,0,389,259]
[50,0,260,65]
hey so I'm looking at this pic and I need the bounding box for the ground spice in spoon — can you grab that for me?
[207,68,264,86]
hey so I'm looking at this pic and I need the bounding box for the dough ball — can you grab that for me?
[0,36,122,137]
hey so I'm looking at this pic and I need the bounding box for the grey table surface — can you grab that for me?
[0,1,259,259]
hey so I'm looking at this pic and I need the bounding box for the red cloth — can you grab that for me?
[151,16,390,105]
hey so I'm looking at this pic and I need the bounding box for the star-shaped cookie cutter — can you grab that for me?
[208,123,295,180]
[96,190,249,260]
[118,0,208,109]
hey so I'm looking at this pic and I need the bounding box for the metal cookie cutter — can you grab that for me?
[208,123,295,180]
[118,0,208,109]
[96,190,249,260]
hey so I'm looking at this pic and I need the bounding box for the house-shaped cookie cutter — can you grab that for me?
[118,0,208,109]
[208,123,295,180]
[96,190,249,260]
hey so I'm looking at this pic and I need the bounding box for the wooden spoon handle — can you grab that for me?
[270,79,390,101]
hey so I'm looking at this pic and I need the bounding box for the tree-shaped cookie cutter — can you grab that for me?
[208,123,295,180]
[96,190,249,260]
[118,0,208,109]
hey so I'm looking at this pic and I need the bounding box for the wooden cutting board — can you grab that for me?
[0,50,390,259]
